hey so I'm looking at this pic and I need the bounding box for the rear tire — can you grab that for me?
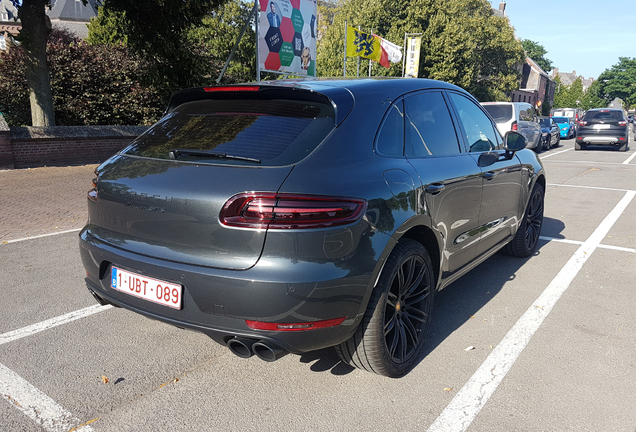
[503,183,544,257]
[335,239,434,378]
[555,135,560,147]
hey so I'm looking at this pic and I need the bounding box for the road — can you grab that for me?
[1,133,636,432]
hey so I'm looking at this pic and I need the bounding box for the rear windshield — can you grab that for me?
[553,109,575,118]
[482,104,512,122]
[552,116,569,124]
[539,118,551,127]
[123,99,335,166]
[583,110,623,121]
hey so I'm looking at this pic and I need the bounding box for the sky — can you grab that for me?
[493,0,636,79]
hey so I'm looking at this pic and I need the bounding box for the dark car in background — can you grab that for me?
[538,116,560,150]
[552,116,575,139]
[80,78,545,378]
[576,108,628,151]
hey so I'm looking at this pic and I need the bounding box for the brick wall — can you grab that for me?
[1,125,148,169]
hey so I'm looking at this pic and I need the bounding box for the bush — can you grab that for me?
[0,29,164,126]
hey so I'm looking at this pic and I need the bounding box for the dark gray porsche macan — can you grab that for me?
[80,78,546,377]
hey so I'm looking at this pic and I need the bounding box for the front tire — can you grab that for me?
[503,183,544,257]
[335,239,434,377]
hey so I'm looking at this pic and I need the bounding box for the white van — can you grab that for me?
[481,102,542,152]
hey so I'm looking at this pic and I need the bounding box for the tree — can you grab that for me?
[596,57,636,109]
[0,29,163,126]
[580,80,606,110]
[11,0,56,126]
[521,39,552,73]
[316,0,524,101]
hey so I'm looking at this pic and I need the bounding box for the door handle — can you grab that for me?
[483,171,498,181]
[426,184,445,194]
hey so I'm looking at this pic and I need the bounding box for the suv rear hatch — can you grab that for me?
[86,85,341,270]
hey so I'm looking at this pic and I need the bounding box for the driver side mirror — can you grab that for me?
[504,131,526,152]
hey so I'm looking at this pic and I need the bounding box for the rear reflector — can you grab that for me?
[220,193,367,229]
[246,317,346,331]
[204,86,260,92]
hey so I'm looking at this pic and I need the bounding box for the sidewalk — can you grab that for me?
[0,164,97,242]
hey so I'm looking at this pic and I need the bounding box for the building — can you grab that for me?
[0,0,96,50]
[551,68,594,91]
[511,56,557,113]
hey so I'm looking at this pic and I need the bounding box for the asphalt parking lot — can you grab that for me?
[1,131,636,432]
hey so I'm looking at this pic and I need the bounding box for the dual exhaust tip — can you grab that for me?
[227,337,288,362]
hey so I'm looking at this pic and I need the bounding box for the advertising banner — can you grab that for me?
[404,36,421,78]
[258,0,317,77]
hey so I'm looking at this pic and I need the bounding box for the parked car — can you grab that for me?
[552,107,584,126]
[481,102,542,152]
[575,108,628,151]
[79,78,546,378]
[551,116,575,139]
[538,116,560,149]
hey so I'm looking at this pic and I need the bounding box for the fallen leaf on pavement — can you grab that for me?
[101,375,109,384]
[464,346,475,351]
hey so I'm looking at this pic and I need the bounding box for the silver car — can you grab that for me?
[481,102,542,152]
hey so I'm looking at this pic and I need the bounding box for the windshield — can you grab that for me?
[552,117,569,124]
[482,104,513,122]
[123,99,335,166]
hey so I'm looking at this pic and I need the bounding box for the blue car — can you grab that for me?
[552,116,575,139]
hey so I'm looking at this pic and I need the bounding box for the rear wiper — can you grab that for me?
[169,149,261,164]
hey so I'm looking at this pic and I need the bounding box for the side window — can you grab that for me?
[519,106,531,121]
[404,91,460,156]
[376,100,405,157]
[448,93,500,153]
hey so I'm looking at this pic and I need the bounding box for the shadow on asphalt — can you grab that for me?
[297,216,566,377]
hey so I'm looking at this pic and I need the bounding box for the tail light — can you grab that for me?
[578,121,587,126]
[618,120,627,126]
[88,168,99,202]
[511,121,518,131]
[220,193,367,229]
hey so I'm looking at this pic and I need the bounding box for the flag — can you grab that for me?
[374,35,402,69]
[346,26,382,62]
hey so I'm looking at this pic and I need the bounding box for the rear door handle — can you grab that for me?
[426,184,445,194]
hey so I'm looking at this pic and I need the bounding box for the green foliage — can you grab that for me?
[316,0,524,101]
[86,6,128,46]
[521,39,552,72]
[0,29,163,126]
[596,57,636,109]
[580,80,606,110]
[553,76,606,111]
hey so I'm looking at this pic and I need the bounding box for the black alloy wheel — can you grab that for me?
[503,183,544,257]
[335,239,434,377]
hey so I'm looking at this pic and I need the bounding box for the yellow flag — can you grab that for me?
[346,26,382,62]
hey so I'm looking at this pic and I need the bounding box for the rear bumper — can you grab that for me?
[79,230,375,353]
[576,135,627,145]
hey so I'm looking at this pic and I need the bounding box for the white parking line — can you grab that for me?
[3,228,82,245]
[427,190,635,432]
[623,151,636,165]
[0,363,94,432]
[540,236,636,254]
[540,148,572,159]
[547,183,633,193]
[0,304,112,346]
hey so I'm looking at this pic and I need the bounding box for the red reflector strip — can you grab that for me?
[204,86,260,92]
[246,317,346,331]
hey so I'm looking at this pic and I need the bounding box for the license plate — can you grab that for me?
[111,267,182,309]
[593,124,611,129]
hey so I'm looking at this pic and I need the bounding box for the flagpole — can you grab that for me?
[402,33,407,78]
[343,21,347,77]
[368,29,373,77]
[356,25,361,77]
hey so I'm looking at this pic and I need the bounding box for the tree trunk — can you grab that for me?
[18,0,55,126]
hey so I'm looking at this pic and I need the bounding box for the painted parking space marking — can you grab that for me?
[540,148,572,159]
[0,304,112,346]
[2,228,82,245]
[623,151,636,165]
[540,236,636,253]
[547,183,633,193]
[427,190,635,432]
[0,363,95,432]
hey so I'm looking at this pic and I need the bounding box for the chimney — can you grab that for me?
[499,2,506,13]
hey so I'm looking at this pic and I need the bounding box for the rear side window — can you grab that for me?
[404,92,460,156]
[519,106,534,121]
[376,101,405,157]
[482,104,512,122]
[123,99,335,166]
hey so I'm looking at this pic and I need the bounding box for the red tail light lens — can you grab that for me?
[88,168,99,203]
[220,193,367,229]
[511,121,518,131]
[618,120,627,126]
[578,121,587,126]
[246,316,346,331]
